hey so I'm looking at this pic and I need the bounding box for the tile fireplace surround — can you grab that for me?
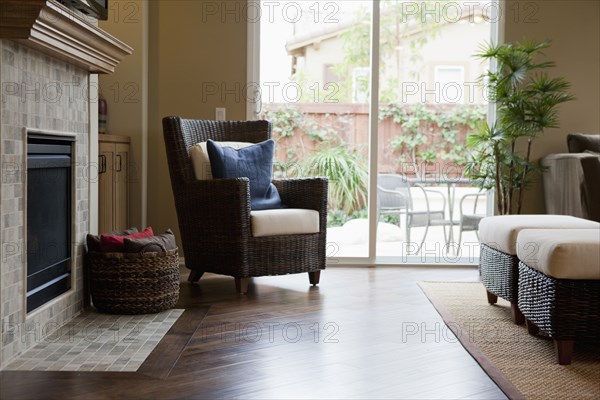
[0,39,89,368]
[0,1,132,368]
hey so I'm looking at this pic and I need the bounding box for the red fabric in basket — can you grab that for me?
[100,227,154,253]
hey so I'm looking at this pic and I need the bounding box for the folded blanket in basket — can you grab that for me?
[86,227,138,252]
[124,229,177,253]
[100,227,154,252]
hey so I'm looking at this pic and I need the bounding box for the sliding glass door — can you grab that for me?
[254,1,373,258]
[248,0,497,264]
[374,1,491,263]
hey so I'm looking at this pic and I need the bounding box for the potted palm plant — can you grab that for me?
[466,39,574,214]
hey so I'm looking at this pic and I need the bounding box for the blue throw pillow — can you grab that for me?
[206,139,282,210]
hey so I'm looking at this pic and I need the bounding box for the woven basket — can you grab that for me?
[88,244,180,314]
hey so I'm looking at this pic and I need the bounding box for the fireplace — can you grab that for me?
[26,134,75,312]
[0,1,131,367]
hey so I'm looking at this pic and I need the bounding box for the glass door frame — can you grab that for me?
[247,0,503,267]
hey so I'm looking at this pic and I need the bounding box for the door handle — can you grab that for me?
[116,155,122,172]
[254,86,262,116]
[99,155,106,174]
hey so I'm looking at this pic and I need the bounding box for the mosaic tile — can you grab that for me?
[5,309,184,372]
[1,39,89,367]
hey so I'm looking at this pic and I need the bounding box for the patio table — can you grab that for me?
[408,177,474,247]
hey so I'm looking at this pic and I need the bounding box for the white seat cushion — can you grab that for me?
[517,228,600,279]
[478,215,599,255]
[189,141,253,180]
[251,209,320,237]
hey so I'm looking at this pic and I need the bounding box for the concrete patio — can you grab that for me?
[327,186,486,262]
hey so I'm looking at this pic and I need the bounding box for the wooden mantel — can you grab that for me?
[0,0,132,74]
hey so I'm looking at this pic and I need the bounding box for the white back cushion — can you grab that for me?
[189,141,253,180]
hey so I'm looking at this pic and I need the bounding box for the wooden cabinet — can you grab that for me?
[98,135,130,234]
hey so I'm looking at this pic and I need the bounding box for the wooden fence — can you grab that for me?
[262,102,483,178]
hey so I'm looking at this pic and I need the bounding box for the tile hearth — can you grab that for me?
[4,309,183,372]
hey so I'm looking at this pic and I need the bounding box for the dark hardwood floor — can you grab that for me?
[0,266,507,399]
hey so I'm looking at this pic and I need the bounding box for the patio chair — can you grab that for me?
[377,174,449,253]
[455,190,487,249]
[162,117,328,293]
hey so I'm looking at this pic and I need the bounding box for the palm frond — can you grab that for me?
[474,40,501,59]
[517,39,551,54]
[529,74,571,93]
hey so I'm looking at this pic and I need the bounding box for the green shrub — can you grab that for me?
[304,146,368,214]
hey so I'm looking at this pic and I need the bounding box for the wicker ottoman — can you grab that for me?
[478,215,599,324]
[516,228,600,365]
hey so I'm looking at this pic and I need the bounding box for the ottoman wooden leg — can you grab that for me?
[526,319,540,336]
[486,290,498,304]
[511,302,525,325]
[554,339,574,365]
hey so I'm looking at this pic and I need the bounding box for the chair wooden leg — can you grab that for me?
[511,302,525,325]
[308,271,321,285]
[486,290,498,304]
[526,319,540,336]
[554,339,574,365]
[235,277,250,294]
[188,270,204,283]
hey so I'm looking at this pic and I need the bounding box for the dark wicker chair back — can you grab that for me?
[162,117,327,293]
[163,118,271,186]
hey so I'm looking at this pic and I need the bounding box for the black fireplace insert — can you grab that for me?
[27,134,74,313]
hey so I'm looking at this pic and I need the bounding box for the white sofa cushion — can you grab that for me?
[517,228,600,279]
[251,209,320,237]
[189,141,253,180]
[478,215,599,255]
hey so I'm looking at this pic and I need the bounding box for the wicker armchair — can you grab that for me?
[162,117,327,293]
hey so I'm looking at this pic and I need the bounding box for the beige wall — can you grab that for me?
[99,0,147,229]
[100,1,247,241]
[504,0,600,213]
[147,1,247,240]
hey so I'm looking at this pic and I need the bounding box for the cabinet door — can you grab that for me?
[98,142,114,234]
[114,143,129,231]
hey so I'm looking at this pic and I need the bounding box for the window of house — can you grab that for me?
[352,67,370,103]
[434,66,465,104]
[323,64,340,88]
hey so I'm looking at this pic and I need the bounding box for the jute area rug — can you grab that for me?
[419,281,600,400]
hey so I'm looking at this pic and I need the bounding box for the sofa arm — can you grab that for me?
[567,133,600,153]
